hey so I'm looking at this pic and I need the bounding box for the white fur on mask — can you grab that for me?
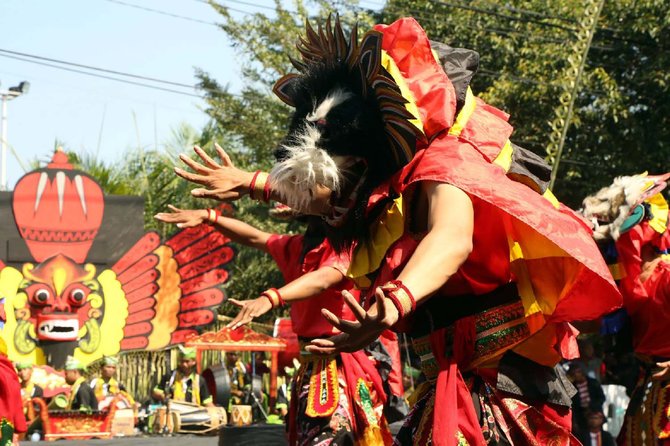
[581,174,651,241]
[270,125,341,212]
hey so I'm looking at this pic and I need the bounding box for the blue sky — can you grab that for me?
[0,0,250,189]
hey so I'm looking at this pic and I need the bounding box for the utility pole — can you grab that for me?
[0,81,30,190]
[546,0,605,190]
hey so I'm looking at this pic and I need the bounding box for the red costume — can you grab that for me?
[580,175,670,445]
[1,346,27,445]
[259,15,621,445]
[267,233,353,339]
[266,232,393,445]
[339,19,621,446]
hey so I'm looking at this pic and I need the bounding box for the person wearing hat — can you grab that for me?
[0,337,27,445]
[64,356,98,411]
[15,361,43,403]
[15,361,44,425]
[90,356,134,408]
[152,346,213,407]
[224,351,248,406]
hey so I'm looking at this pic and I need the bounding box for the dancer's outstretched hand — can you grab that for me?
[306,288,399,354]
[175,143,254,201]
[227,296,273,330]
[652,361,670,381]
[154,205,208,228]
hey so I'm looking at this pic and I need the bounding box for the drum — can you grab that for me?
[202,364,232,408]
[151,407,173,434]
[230,405,252,426]
[171,407,227,434]
[99,391,134,411]
[47,393,68,410]
[168,400,201,414]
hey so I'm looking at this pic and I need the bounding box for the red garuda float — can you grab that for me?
[175,17,622,445]
[0,150,233,368]
[581,173,670,445]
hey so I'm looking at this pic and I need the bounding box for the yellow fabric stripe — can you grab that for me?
[448,87,476,136]
[493,140,514,172]
[542,189,561,210]
[380,50,424,134]
[347,194,406,287]
[647,192,669,234]
[509,241,543,319]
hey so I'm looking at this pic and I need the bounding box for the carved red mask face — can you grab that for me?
[22,255,93,341]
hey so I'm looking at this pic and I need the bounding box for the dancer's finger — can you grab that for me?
[180,153,211,173]
[194,146,221,169]
[342,290,366,322]
[214,143,233,166]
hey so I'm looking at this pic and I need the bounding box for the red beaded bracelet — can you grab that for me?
[261,288,285,308]
[262,176,272,202]
[205,208,221,224]
[249,170,261,199]
[380,280,416,318]
[249,171,270,201]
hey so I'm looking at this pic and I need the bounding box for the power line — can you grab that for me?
[7,0,624,98]
[102,0,219,26]
[0,48,248,99]
[0,49,197,90]
[200,0,300,15]
[102,0,257,24]
[377,0,660,49]
[110,0,659,52]
[0,53,204,98]
[378,3,569,46]
[429,0,576,32]
[365,0,580,25]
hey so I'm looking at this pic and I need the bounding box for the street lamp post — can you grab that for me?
[0,81,30,190]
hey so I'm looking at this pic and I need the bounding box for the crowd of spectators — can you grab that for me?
[566,337,640,445]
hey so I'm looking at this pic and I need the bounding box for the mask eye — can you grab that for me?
[71,289,85,303]
[26,284,53,306]
[65,285,90,307]
[35,289,50,304]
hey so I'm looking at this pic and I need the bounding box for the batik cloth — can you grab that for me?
[394,367,578,446]
[618,359,670,446]
[288,351,392,446]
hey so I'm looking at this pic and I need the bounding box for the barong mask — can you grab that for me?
[581,173,670,241]
[271,16,423,226]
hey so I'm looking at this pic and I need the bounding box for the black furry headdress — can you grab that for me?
[272,15,423,173]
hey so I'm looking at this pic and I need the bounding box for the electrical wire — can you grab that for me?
[11,1,626,98]
[0,48,248,99]
[102,0,257,23]
[0,53,205,98]
[0,49,197,90]
[102,0,220,26]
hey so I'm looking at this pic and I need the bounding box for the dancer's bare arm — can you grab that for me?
[307,182,474,354]
[174,145,333,214]
[395,182,474,299]
[227,266,345,330]
[154,206,271,252]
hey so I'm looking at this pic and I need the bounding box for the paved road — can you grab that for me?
[22,435,218,446]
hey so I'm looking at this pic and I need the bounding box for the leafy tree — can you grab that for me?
[378,0,668,207]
